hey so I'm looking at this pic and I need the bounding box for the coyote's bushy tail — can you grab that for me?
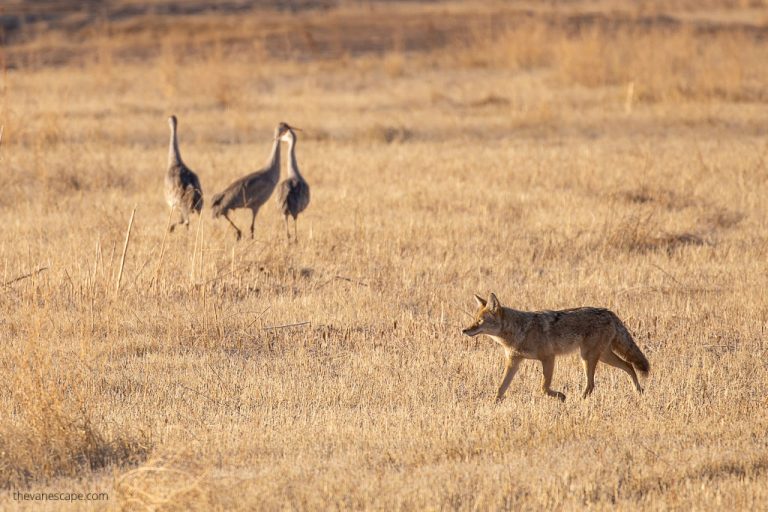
[610,313,650,375]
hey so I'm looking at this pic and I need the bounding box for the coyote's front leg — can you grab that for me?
[496,354,522,402]
[540,356,566,402]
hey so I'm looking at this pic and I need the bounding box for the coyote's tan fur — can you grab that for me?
[462,293,650,402]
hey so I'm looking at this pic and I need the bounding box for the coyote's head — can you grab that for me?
[462,293,502,337]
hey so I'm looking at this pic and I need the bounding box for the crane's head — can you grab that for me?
[168,115,178,129]
[276,122,301,142]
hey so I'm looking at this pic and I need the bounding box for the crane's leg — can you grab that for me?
[293,217,298,243]
[182,207,191,230]
[250,210,257,239]
[167,206,176,233]
[223,212,242,241]
[284,215,291,241]
[169,210,186,232]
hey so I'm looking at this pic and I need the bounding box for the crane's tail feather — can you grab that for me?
[211,192,224,217]
[193,188,204,213]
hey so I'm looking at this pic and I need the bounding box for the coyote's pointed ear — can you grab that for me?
[474,294,487,308]
[488,293,500,313]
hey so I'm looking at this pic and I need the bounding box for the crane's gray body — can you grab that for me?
[278,177,310,219]
[165,115,203,231]
[211,123,288,240]
[276,128,310,240]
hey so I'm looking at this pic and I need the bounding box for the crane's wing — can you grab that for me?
[290,179,310,213]
[181,166,202,193]
[179,166,203,211]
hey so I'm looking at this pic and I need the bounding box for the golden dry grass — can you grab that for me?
[1,1,768,510]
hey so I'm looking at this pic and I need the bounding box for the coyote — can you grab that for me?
[462,293,649,402]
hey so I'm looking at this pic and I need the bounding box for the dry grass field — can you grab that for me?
[1,0,768,509]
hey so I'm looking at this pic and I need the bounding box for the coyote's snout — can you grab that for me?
[463,293,649,402]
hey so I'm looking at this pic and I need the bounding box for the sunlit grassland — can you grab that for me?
[1,1,767,509]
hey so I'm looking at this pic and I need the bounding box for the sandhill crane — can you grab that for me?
[211,122,290,241]
[165,115,203,232]
[276,124,310,241]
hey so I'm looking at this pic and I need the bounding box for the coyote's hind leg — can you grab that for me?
[581,353,599,399]
[600,350,643,394]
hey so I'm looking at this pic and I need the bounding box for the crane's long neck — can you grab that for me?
[286,135,302,179]
[168,123,181,166]
[265,138,281,181]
